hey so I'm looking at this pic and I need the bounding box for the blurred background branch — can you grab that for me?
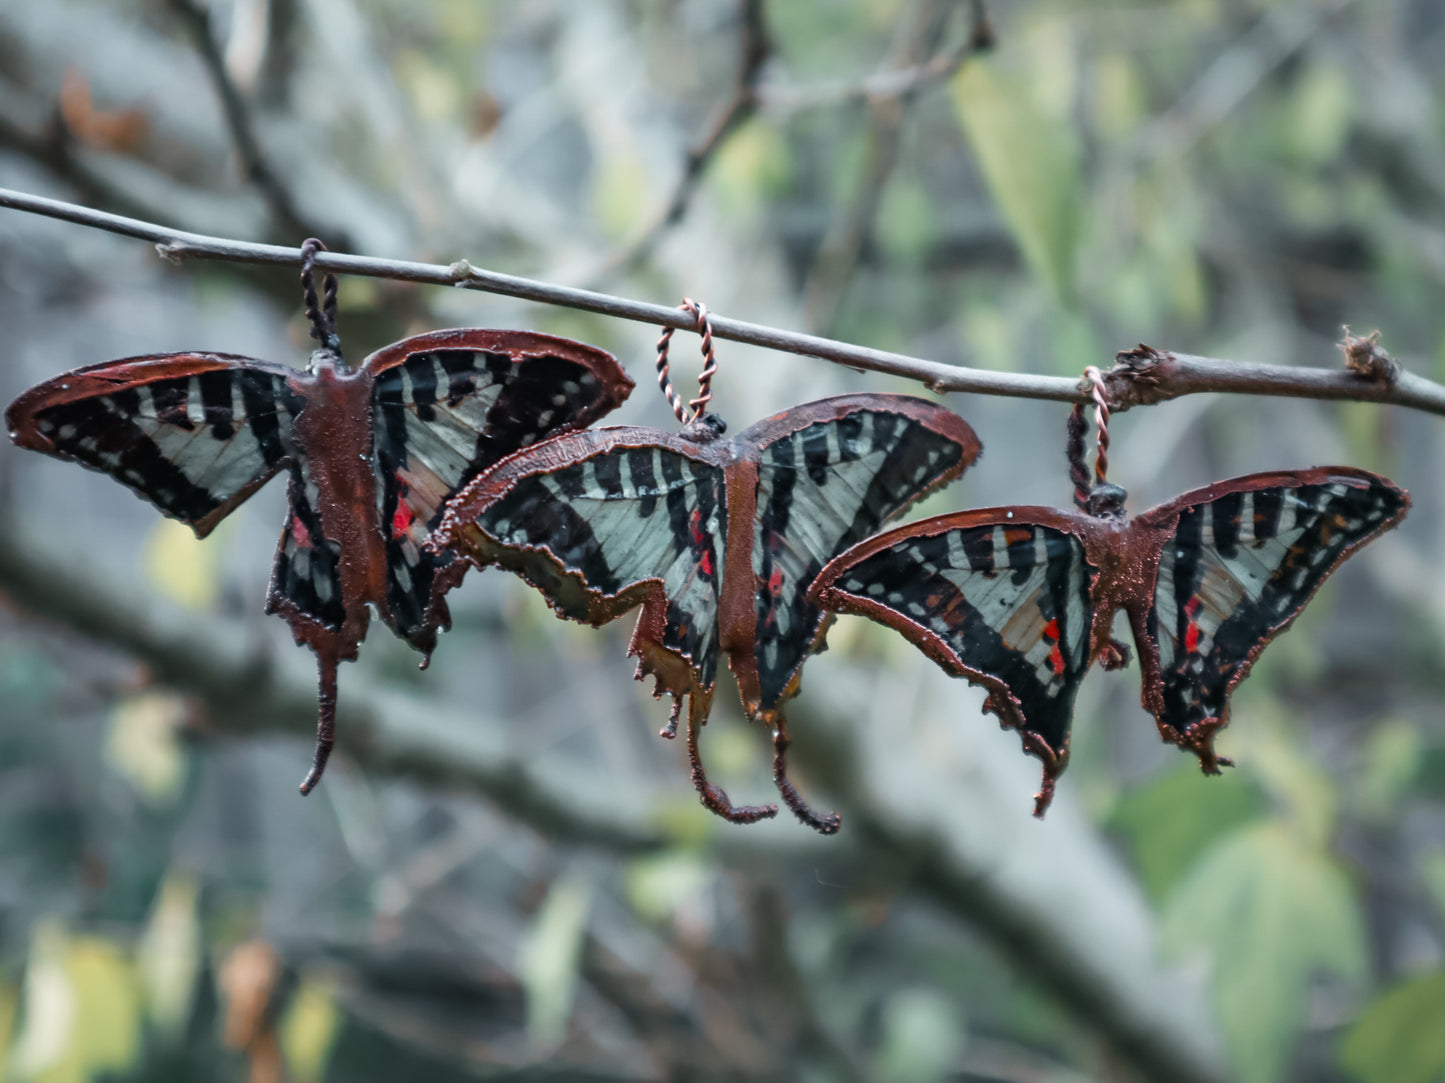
[0,520,1229,1083]
[165,0,344,247]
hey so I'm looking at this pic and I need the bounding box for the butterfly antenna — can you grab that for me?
[771,717,841,835]
[298,652,338,796]
[299,238,342,357]
[685,702,777,825]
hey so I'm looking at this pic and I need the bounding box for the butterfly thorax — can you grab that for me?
[306,345,351,377]
[1085,482,1128,521]
[285,357,387,649]
[679,412,728,444]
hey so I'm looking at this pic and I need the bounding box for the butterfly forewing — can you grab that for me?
[812,511,1094,759]
[443,431,728,688]
[1139,470,1408,738]
[366,331,634,648]
[6,354,301,537]
[746,400,981,712]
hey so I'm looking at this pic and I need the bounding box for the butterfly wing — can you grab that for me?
[1132,467,1409,767]
[735,394,981,719]
[365,329,633,652]
[7,353,302,537]
[266,456,349,641]
[811,508,1097,813]
[432,427,727,700]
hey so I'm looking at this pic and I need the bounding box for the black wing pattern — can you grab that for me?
[746,401,980,715]
[438,430,728,692]
[811,512,1095,810]
[266,457,348,636]
[1139,470,1408,760]
[370,338,630,648]
[6,354,301,537]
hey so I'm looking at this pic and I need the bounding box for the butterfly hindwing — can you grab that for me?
[6,353,301,537]
[435,428,727,691]
[267,457,348,638]
[812,509,1094,785]
[1135,468,1409,756]
[365,330,634,649]
[743,396,982,714]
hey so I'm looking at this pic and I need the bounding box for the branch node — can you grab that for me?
[155,241,190,264]
[449,258,476,285]
[1340,326,1400,386]
[1101,343,1171,411]
[968,0,997,52]
[1113,342,1169,374]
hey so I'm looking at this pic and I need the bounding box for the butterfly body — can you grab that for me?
[810,468,1409,814]
[8,327,634,791]
[433,393,982,831]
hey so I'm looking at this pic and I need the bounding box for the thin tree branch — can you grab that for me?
[595,0,993,281]
[2,185,1444,418]
[804,0,963,329]
[590,0,772,280]
[0,109,165,227]
[759,0,994,113]
[166,0,335,245]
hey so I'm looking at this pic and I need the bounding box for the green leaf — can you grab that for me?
[11,924,142,1083]
[518,874,592,1049]
[280,977,341,1083]
[877,987,963,1083]
[106,692,187,806]
[1420,852,1445,928]
[950,62,1082,301]
[1109,764,1263,906]
[1351,719,1421,823]
[711,117,794,219]
[143,518,224,612]
[1162,824,1366,1083]
[625,851,712,925]
[592,150,654,239]
[137,873,201,1038]
[1339,971,1445,1083]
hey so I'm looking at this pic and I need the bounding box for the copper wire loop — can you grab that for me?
[1083,365,1110,486]
[1066,366,1111,509]
[299,237,339,349]
[655,297,717,424]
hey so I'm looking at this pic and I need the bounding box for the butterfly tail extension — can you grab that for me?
[298,652,339,795]
[1013,716,1067,817]
[770,711,840,834]
[685,691,778,825]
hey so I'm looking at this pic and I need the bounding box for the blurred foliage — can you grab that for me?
[0,0,1443,1082]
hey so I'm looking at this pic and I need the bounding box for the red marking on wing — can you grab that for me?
[1042,618,1065,676]
[291,515,312,548]
[689,508,715,577]
[1183,595,1202,654]
[390,471,417,539]
[392,500,416,539]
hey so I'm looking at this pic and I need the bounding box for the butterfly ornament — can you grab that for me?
[810,365,1409,814]
[431,299,982,833]
[7,239,634,793]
